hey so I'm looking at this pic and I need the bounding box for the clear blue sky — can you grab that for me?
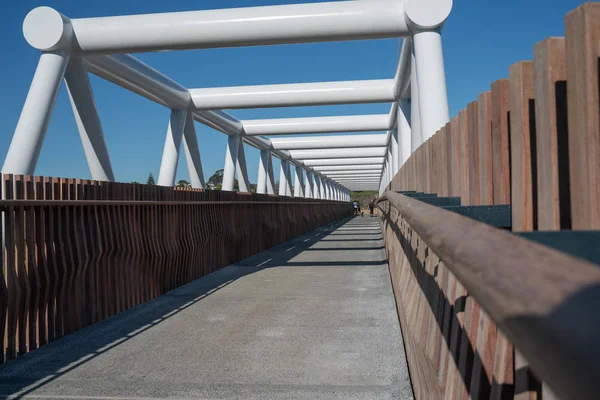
[0,0,583,184]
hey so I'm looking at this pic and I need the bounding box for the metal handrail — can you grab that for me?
[377,190,600,400]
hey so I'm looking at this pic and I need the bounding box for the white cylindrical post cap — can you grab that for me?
[23,7,73,51]
[405,0,452,30]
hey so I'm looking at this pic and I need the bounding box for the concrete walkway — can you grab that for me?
[0,216,412,400]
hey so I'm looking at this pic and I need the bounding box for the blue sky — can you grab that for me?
[0,0,583,184]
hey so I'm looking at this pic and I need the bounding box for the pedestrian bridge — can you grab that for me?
[1,1,600,400]
[0,217,413,399]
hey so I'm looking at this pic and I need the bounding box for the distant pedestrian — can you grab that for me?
[353,200,359,215]
[369,199,375,217]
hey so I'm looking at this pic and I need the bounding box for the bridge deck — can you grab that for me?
[0,217,412,400]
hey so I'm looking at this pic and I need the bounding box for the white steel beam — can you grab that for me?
[391,129,399,175]
[242,114,390,136]
[157,109,187,186]
[304,170,314,199]
[288,148,386,160]
[222,135,240,191]
[182,112,206,189]
[257,149,270,194]
[266,153,276,195]
[294,167,304,197]
[320,170,382,175]
[269,134,388,150]
[325,173,383,178]
[64,56,115,182]
[25,2,409,54]
[312,165,382,172]
[236,141,250,192]
[190,79,395,110]
[3,52,69,175]
[331,177,381,180]
[398,99,411,165]
[410,51,422,151]
[302,157,385,167]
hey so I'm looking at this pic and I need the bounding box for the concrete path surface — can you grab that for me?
[0,216,412,400]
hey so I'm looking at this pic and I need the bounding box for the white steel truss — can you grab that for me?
[4,0,453,196]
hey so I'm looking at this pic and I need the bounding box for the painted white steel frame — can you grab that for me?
[5,0,453,197]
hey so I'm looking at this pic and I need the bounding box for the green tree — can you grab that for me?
[177,179,190,188]
[146,173,156,185]
[207,169,238,191]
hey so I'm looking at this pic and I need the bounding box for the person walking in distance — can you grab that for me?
[369,199,375,217]
[353,200,359,215]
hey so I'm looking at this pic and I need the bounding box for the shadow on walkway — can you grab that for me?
[0,216,394,399]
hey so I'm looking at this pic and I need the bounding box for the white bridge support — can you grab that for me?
[257,149,270,194]
[7,0,454,198]
[64,56,115,182]
[158,109,187,187]
[223,135,241,192]
[182,113,206,189]
[294,167,304,198]
[235,141,250,193]
[3,52,69,175]
[304,170,314,199]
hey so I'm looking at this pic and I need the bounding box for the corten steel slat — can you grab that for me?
[25,176,40,352]
[87,181,99,324]
[42,177,56,344]
[490,79,511,206]
[58,178,72,334]
[52,178,65,339]
[459,109,470,205]
[509,61,537,232]
[73,180,85,329]
[5,175,17,360]
[534,38,570,229]
[467,101,480,206]
[104,184,116,317]
[378,191,600,400]
[0,179,9,363]
[478,92,493,206]
[14,176,30,356]
[565,3,600,230]
[451,116,461,199]
[444,123,453,198]
[65,179,78,332]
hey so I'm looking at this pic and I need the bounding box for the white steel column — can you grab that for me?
[222,135,240,191]
[406,0,452,141]
[294,167,304,197]
[285,163,293,196]
[257,149,269,194]
[410,52,422,151]
[64,56,115,182]
[305,170,314,199]
[387,143,394,188]
[398,99,412,164]
[3,52,70,175]
[412,29,450,141]
[313,175,321,199]
[279,159,289,196]
[236,140,250,192]
[182,112,206,189]
[266,153,276,195]
[391,128,399,175]
[158,109,187,186]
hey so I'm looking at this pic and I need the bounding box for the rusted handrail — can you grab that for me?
[377,190,600,400]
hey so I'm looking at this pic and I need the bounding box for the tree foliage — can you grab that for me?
[146,173,156,185]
